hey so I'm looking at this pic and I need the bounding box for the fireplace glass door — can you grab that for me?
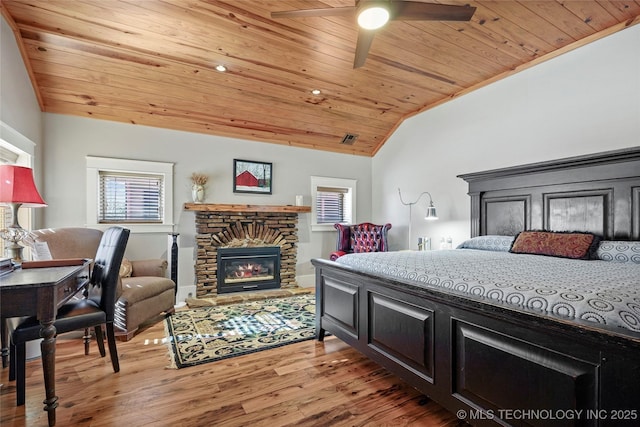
[217,246,281,294]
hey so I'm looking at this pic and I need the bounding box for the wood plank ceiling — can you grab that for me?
[2,1,640,156]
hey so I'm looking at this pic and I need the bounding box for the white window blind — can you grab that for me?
[0,155,9,250]
[316,186,350,224]
[311,176,356,231]
[99,172,163,223]
[0,145,19,164]
[0,207,10,256]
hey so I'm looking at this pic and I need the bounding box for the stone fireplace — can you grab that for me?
[184,203,310,298]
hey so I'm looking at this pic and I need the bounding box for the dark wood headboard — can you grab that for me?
[458,147,640,240]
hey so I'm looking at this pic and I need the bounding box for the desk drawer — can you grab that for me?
[56,265,90,303]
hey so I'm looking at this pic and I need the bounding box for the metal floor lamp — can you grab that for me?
[398,188,438,249]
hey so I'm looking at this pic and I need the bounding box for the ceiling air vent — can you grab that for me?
[341,133,359,145]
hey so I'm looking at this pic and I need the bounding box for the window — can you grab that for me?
[99,172,163,222]
[0,196,11,258]
[0,138,30,257]
[311,176,356,231]
[87,156,174,233]
[0,145,20,165]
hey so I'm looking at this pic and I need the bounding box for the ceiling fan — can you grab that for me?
[272,1,477,68]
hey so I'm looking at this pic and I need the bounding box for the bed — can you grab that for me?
[311,147,640,427]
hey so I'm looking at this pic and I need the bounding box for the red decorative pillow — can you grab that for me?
[509,231,600,260]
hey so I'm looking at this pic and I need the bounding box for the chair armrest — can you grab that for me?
[330,251,347,261]
[130,259,168,277]
[334,223,352,252]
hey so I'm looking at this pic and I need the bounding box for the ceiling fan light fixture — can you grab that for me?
[357,6,389,30]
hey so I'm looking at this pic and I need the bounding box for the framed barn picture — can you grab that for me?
[233,159,272,194]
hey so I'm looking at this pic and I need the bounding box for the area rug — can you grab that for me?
[165,294,316,368]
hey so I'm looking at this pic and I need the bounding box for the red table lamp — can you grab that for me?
[0,165,47,263]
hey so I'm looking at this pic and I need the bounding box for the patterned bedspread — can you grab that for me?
[334,249,640,333]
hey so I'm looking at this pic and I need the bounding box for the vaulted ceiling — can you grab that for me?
[2,1,639,156]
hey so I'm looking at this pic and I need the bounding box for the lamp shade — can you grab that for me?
[0,165,47,207]
[424,203,438,220]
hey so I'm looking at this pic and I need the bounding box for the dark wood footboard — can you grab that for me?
[313,148,640,425]
[312,258,640,427]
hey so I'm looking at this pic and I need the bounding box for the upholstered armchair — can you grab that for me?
[115,257,175,340]
[24,227,176,341]
[330,222,392,261]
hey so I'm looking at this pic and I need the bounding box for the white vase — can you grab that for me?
[192,184,205,203]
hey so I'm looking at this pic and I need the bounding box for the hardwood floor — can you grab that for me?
[1,315,466,427]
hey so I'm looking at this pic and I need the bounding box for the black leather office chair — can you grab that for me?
[9,226,129,406]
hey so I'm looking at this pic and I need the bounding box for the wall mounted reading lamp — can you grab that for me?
[398,188,438,249]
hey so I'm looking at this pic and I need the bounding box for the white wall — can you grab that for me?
[0,15,44,227]
[0,17,42,146]
[42,114,372,297]
[373,25,640,251]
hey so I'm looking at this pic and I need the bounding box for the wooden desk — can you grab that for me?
[0,261,91,426]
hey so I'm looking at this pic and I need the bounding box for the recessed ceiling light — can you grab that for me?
[215,64,227,72]
[311,89,321,95]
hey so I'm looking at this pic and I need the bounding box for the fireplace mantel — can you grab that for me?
[184,203,311,213]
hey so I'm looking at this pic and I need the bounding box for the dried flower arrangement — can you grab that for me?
[190,172,208,186]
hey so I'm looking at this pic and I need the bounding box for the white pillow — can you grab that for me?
[456,235,515,252]
[596,241,640,264]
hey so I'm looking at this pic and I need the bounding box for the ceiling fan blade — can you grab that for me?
[272,6,356,19]
[272,1,475,70]
[353,29,376,68]
[391,2,476,21]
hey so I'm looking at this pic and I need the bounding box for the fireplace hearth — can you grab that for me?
[217,246,280,294]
